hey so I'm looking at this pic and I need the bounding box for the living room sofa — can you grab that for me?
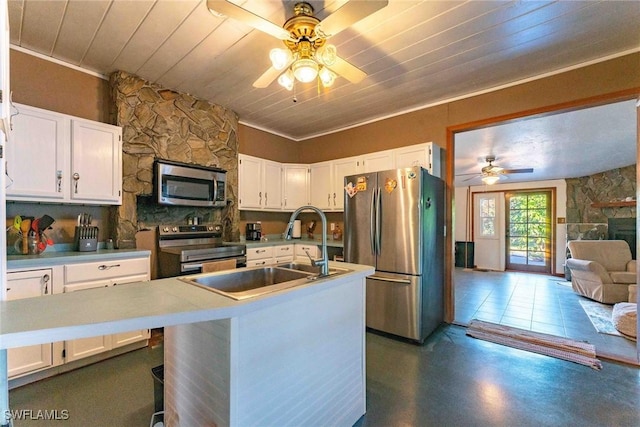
[566,240,637,304]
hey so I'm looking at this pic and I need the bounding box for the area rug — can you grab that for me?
[466,319,602,370]
[578,299,622,337]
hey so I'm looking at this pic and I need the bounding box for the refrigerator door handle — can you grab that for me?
[375,187,382,254]
[370,187,377,255]
[368,275,412,284]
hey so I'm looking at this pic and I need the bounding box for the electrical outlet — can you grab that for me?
[330,223,335,231]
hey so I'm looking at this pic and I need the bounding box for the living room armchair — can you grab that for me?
[566,240,636,304]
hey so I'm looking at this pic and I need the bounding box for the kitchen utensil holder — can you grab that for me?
[74,226,99,252]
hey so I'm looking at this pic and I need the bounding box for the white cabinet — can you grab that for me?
[283,164,309,210]
[393,142,441,177]
[6,269,55,378]
[246,246,275,267]
[331,157,360,210]
[311,157,359,211]
[63,257,150,362]
[238,154,282,210]
[310,161,333,210]
[7,103,122,204]
[274,244,294,264]
[295,243,320,261]
[6,106,68,201]
[70,118,122,204]
[361,150,394,173]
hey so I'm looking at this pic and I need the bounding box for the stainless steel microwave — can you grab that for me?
[155,160,227,207]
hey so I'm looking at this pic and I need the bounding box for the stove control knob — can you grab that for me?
[172,227,178,232]
[208,226,214,231]
[162,227,170,233]
[215,225,221,232]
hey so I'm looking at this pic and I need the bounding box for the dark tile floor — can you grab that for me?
[453,268,638,364]
[8,325,640,427]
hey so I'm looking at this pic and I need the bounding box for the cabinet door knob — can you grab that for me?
[43,273,50,294]
[98,264,121,270]
[73,173,80,194]
[57,171,63,193]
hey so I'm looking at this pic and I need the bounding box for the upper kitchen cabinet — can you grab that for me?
[238,154,282,210]
[283,164,309,211]
[6,105,68,202]
[361,150,394,173]
[393,142,441,177]
[6,104,122,205]
[310,156,359,211]
[70,119,122,204]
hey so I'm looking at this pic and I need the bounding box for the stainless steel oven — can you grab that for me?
[157,224,246,278]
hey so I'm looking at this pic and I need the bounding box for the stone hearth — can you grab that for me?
[110,71,240,247]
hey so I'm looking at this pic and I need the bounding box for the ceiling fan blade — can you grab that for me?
[503,168,534,174]
[462,175,480,182]
[315,0,388,38]
[253,66,282,88]
[327,56,367,84]
[207,0,292,40]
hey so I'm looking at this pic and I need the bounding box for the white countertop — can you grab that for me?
[0,261,373,350]
[7,248,151,270]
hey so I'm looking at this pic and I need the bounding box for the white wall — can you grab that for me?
[454,179,567,274]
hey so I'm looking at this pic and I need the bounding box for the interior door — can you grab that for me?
[473,192,505,271]
[505,191,552,273]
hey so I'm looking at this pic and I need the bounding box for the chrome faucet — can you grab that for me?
[285,205,329,276]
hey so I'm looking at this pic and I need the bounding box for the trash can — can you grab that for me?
[151,364,164,414]
[455,241,474,268]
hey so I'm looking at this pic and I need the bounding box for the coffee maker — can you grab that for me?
[245,222,262,241]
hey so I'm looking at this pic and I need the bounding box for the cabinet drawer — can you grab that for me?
[247,246,275,261]
[65,257,150,285]
[274,244,294,257]
[295,244,319,257]
[247,258,274,267]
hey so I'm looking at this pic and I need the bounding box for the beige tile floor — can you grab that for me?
[453,268,638,364]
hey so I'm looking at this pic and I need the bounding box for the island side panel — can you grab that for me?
[232,277,366,427]
[164,276,366,427]
[164,319,231,427]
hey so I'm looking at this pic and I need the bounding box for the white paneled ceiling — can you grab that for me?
[7,0,640,183]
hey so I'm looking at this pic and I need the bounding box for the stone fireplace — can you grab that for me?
[110,71,240,248]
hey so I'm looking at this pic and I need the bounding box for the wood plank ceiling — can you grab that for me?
[7,0,640,142]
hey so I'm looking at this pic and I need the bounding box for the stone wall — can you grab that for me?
[565,164,636,241]
[110,71,239,247]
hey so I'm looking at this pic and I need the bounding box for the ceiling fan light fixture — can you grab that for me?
[292,58,318,83]
[277,69,295,91]
[481,174,500,185]
[270,48,293,70]
[315,44,337,66]
[318,66,336,87]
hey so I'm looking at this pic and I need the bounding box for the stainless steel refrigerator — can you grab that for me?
[344,167,444,342]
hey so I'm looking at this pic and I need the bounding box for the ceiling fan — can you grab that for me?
[206,0,388,91]
[459,156,534,185]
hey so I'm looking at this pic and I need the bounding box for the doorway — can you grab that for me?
[505,190,553,274]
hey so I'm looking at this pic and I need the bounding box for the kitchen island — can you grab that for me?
[0,261,373,426]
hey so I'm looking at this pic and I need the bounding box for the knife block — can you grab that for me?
[74,226,99,252]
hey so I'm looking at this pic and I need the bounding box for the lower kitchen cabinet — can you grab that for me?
[295,243,320,261]
[246,246,275,266]
[6,269,56,378]
[63,258,151,362]
[274,244,294,265]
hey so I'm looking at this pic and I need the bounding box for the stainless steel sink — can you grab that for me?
[277,262,349,275]
[180,265,350,300]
